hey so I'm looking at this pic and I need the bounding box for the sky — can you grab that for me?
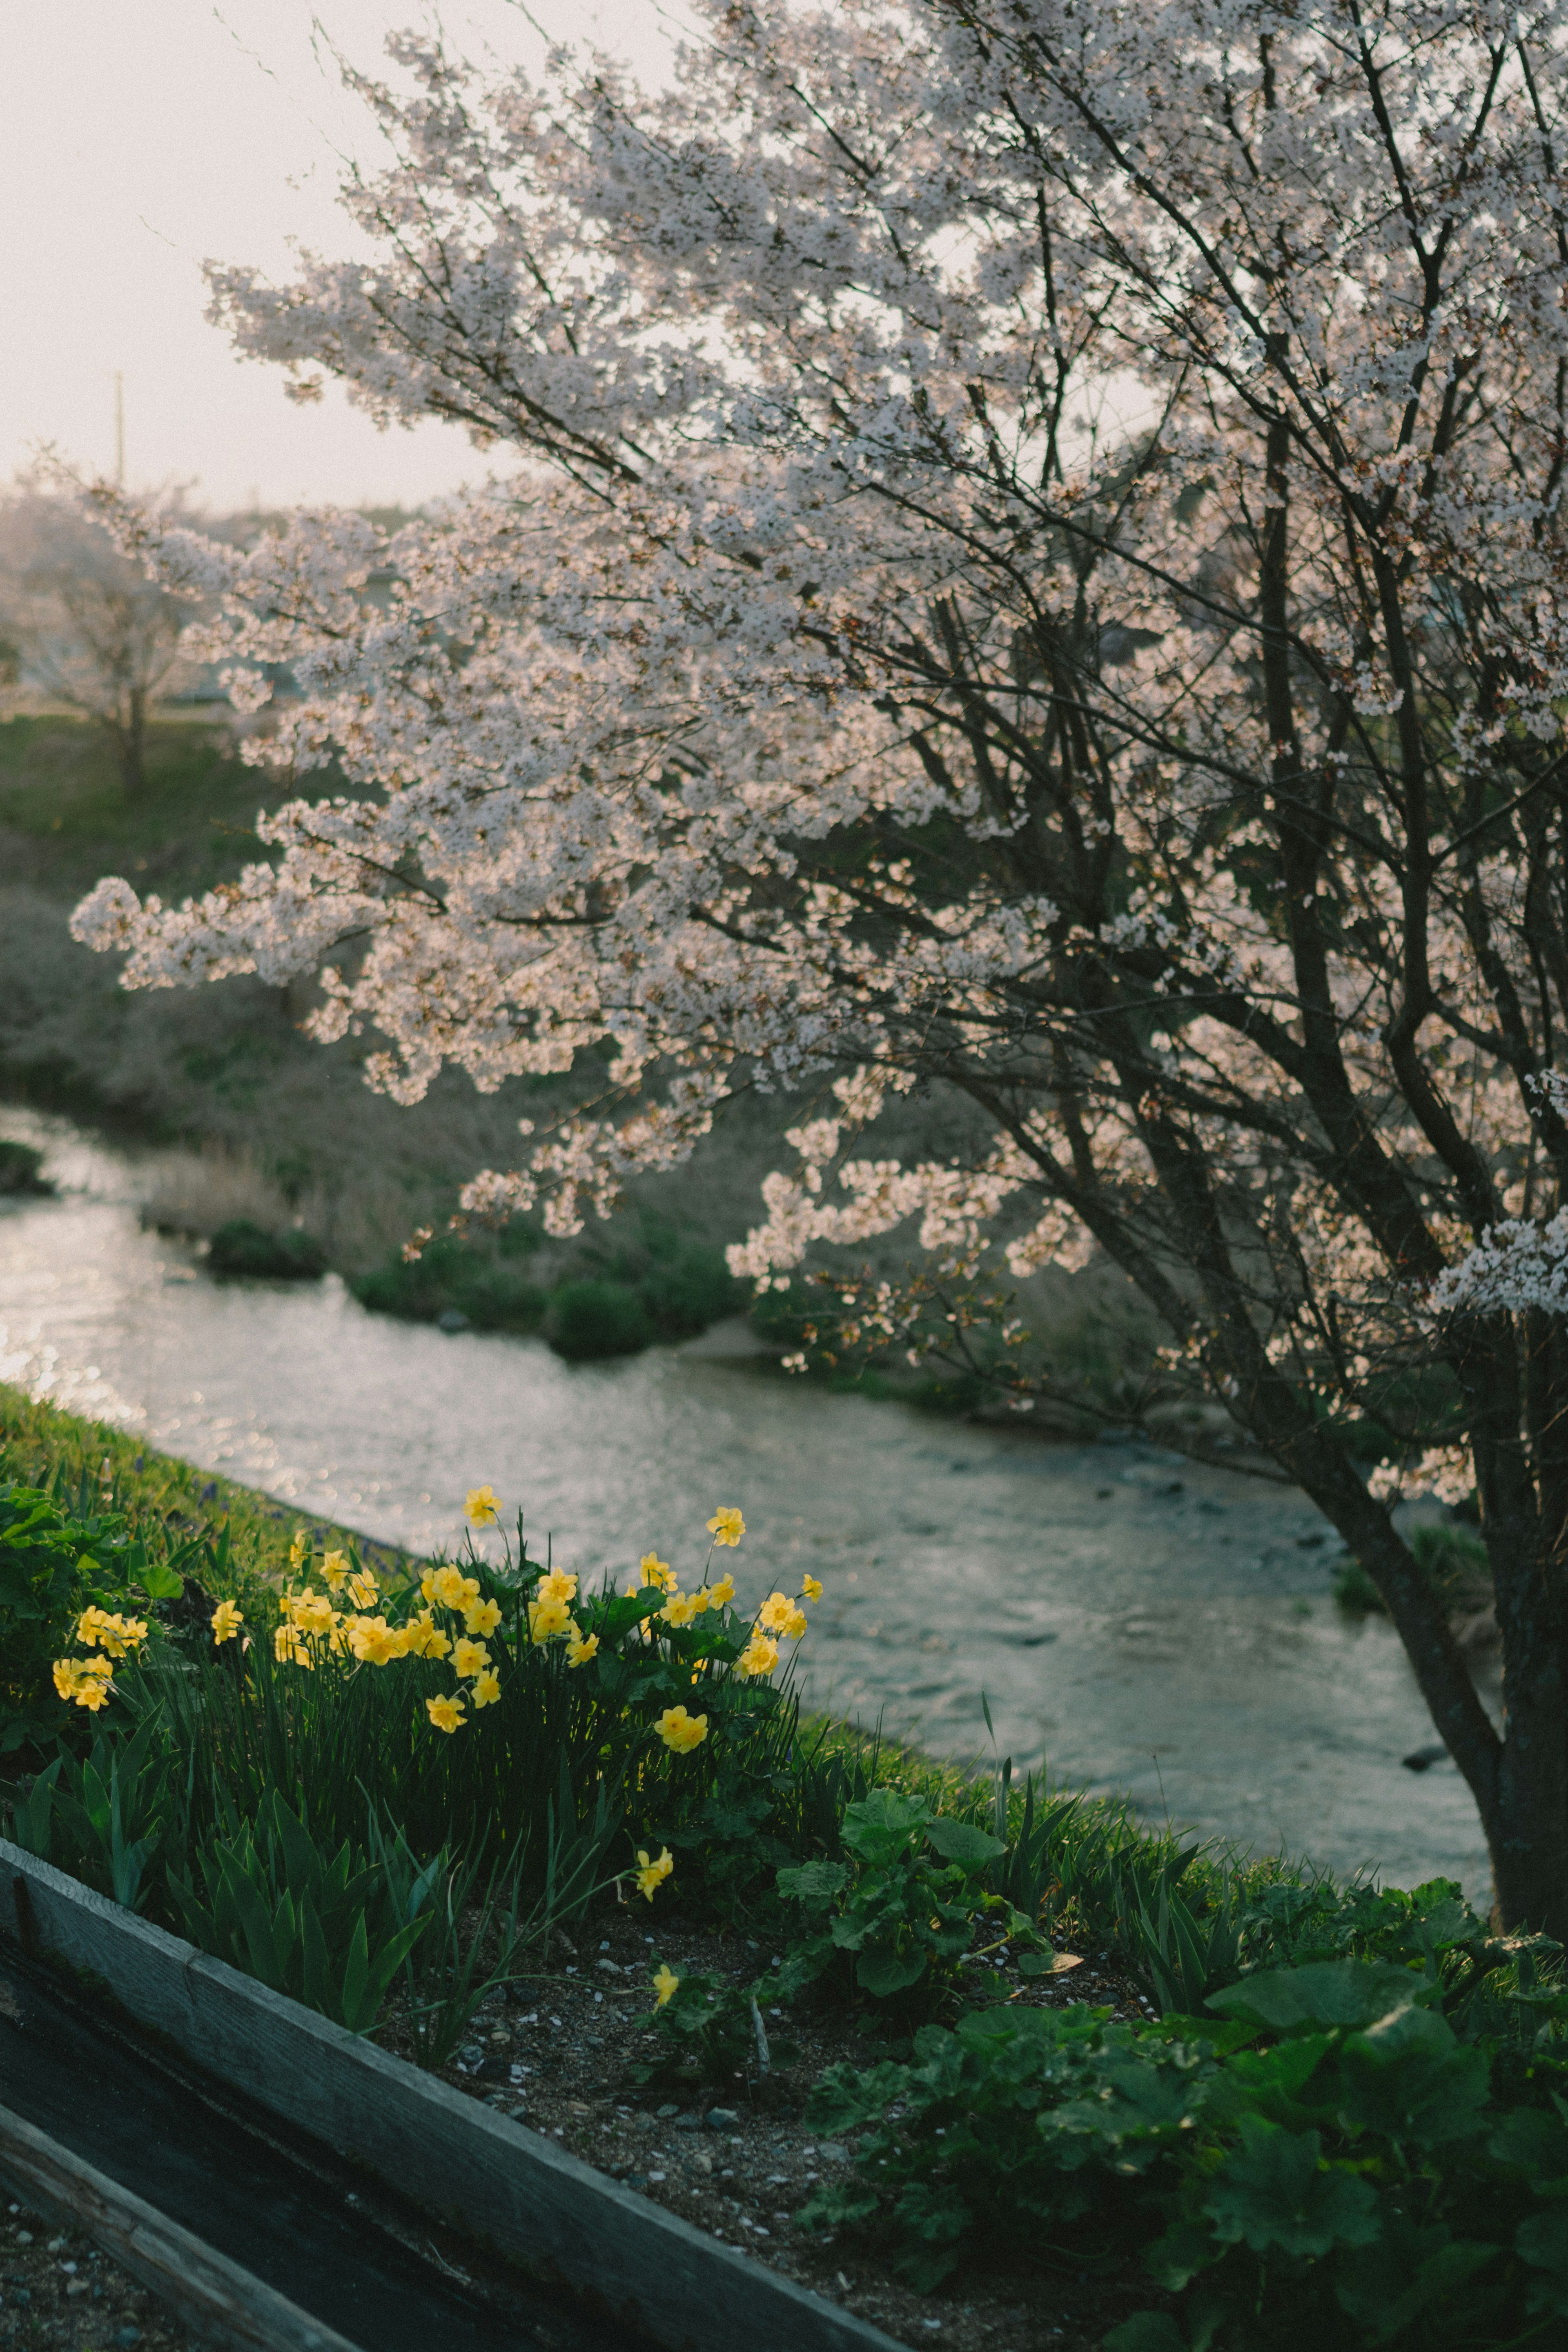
[1,1,685,515]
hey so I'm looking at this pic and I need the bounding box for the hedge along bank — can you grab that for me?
[5,1426,1568,2348]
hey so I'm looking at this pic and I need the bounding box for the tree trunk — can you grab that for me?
[114,688,147,797]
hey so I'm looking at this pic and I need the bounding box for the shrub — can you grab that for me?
[638,1240,741,1337]
[546,1280,653,1360]
[351,1229,546,1332]
[804,1956,1568,2343]
[0,1140,50,1196]
[208,1219,326,1280]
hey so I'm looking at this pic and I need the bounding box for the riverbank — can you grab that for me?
[3,1394,1561,2352]
[0,1114,1496,1893]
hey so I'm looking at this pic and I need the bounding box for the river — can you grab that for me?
[0,1108,1496,1902]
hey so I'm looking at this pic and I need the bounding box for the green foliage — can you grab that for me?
[167,1788,428,2033]
[9,1711,176,1911]
[350,1215,736,1351]
[546,1278,655,1360]
[0,1140,50,1196]
[804,1954,1568,2344]
[207,1219,327,1280]
[803,2003,1216,2290]
[775,1787,1045,2010]
[350,1227,547,1332]
[1333,1525,1490,1619]
[635,1236,741,1337]
[632,1964,775,2090]
[0,1472,196,1753]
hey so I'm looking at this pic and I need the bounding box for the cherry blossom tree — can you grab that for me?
[71,0,1568,1931]
[0,479,196,795]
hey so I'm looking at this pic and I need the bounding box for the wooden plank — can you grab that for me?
[0,2099,364,2352]
[2,1841,901,2352]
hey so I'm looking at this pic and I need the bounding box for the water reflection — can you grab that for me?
[0,1107,1495,1899]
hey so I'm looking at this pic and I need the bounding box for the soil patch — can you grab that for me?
[0,2205,190,2352]
[380,1916,1173,2352]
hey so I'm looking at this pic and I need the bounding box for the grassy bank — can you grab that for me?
[2,1393,1566,2348]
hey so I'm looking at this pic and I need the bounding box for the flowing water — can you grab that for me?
[0,1108,1497,1901]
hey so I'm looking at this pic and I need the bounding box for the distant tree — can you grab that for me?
[0,479,196,795]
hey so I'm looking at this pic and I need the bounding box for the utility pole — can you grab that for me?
[114,373,124,488]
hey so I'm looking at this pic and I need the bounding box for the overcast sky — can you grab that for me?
[2,2,683,514]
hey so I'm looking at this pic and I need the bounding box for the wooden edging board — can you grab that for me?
[0,2100,365,2352]
[0,1840,902,2352]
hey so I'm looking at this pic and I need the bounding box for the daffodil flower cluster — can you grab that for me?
[51,1606,150,1711]
[267,1497,826,1800]
[271,1545,502,1733]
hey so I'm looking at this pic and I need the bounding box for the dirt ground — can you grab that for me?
[0,2206,188,2352]
[386,1913,1178,2352]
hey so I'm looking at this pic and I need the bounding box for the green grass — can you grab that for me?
[0,713,322,901]
[0,1381,401,1590]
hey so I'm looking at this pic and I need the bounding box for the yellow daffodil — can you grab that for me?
[528,1597,572,1643]
[472,1668,501,1708]
[69,1663,114,1711]
[707,1572,736,1609]
[635,1847,674,1901]
[463,1597,502,1637]
[76,1606,148,1658]
[706,1507,745,1548]
[292,1588,335,1636]
[426,1693,467,1733]
[405,1611,452,1660]
[348,1615,401,1666]
[288,1533,307,1572]
[274,1624,314,1668]
[321,1549,349,1594]
[453,1636,492,1679]
[52,1658,83,1702]
[566,1626,599,1669]
[420,1568,438,1604]
[654,1704,709,1753]
[802,1575,823,1602]
[637,1552,673,1592]
[660,1589,703,1628]
[536,1568,579,1606]
[346,1568,379,1610]
[737,1634,780,1678]
[757,1592,793,1633]
[780,1605,808,1640]
[653,1962,680,2007]
[432,1565,471,1610]
[211,1599,244,1645]
[466,1485,501,1526]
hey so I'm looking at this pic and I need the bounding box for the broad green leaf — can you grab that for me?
[1103,2318,1189,2352]
[1518,2207,1568,2314]
[1339,2006,1490,2146]
[1208,1959,1432,2033]
[925,1816,1007,1869]
[1336,2217,1499,2341]
[777,1859,850,1908]
[856,1944,930,1997]
[1491,2105,1568,2184]
[135,1559,184,1602]
[840,1788,931,1866]
[1204,2116,1380,2257]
